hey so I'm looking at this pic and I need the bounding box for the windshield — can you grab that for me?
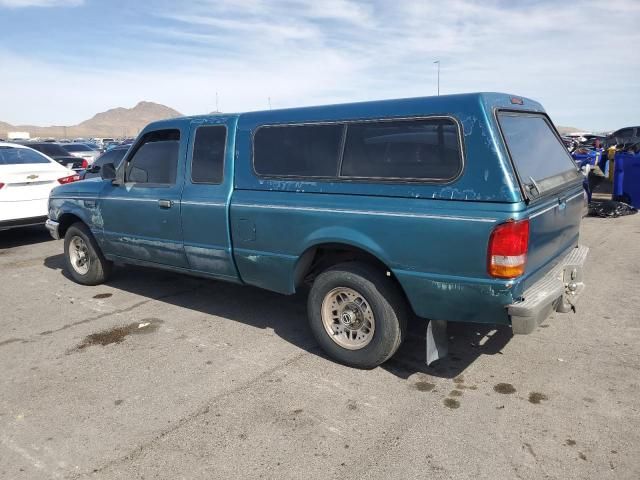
[498,112,580,197]
[0,146,50,165]
[63,144,94,152]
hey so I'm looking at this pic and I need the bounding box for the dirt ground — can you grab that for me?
[0,214,638,479]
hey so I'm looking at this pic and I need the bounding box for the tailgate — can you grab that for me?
[524,185,584,287]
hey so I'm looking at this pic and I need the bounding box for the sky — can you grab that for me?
[0,0,638,132]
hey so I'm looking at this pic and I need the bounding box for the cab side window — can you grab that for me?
[126,129,180,185]
[191,125,226,184]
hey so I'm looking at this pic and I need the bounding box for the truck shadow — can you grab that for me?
[0,225,52,249]
[44,254,513,380]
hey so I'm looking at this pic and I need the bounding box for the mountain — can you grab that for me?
[0,102,182,139]
[556,126,587,135]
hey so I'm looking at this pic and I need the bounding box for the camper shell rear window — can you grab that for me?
[497,111,580,197]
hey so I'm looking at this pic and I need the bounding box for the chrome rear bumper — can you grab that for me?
[508,245,589,334]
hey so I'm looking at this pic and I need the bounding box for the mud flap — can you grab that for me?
[426,320,448,366]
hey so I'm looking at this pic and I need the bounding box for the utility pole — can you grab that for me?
[434,60,440,96]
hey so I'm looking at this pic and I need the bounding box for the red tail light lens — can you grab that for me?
[487,219,529,278]
[58,174,81,185]
[81,159,89,169]
[0,182,4,189]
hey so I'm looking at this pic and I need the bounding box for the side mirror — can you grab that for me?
[101,162,116,180]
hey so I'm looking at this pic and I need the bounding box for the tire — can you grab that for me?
[63,222,112,286]
[307,262,407,369]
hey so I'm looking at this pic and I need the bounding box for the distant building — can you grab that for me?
[7,131,30,141]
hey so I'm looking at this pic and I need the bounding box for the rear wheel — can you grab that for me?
[64,222,112,285]
[308,262,407,369]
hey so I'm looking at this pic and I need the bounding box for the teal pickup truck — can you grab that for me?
[47,93,588,368]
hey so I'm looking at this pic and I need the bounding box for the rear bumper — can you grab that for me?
[45,218,61,240]
[508,245,589,334]
[0,215,48,231]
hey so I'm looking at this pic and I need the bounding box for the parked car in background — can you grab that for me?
[60,143,99,165]
[606,126,640,149]
[19,142,87,172]
[103,141,121,152]
[47,93,588,369]
[92,138,115,150]
[561,136,579,151]
[1,142,79,231]
[580,134,607,149]
[82,145,129,179]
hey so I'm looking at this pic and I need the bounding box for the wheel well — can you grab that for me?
[57,213,83,237]
[295,243,416,316]
[295,244,388,286]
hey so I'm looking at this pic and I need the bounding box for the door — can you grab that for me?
[180,119,238,280]
[99,127,189,268]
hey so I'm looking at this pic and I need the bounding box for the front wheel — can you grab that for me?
[64,222,112,286]
[308,262,407,369]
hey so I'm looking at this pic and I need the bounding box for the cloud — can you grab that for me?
[0,0,82,7]
[0,0,638,131]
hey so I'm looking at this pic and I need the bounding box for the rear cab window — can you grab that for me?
[497,112,580,198]
[191,125,227,184]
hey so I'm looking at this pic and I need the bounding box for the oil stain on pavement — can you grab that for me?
[494,383,516,394]
[414,381,436,392]
[75,318,163,350]
[528,392,549,404]
[92,293,113,299]
[443,398,460,409]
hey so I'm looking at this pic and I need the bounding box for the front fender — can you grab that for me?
[49,196,103,241]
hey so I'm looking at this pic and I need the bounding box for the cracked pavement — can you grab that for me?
[1,215,639,479]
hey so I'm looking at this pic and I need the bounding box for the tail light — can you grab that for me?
[81,159,89,169]
[58,174,81,185]
[487,219,529,278]
[0,182,4,189]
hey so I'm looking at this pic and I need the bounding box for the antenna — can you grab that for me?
[215,92,219,113]
[434,60,440,96]
[268,97,272,110]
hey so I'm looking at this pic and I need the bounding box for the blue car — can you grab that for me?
[46,93,588,368]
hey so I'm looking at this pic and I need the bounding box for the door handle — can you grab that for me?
[158,199,173,209]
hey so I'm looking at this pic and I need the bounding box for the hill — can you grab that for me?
[557,125,587,135]
[0,102,182,139]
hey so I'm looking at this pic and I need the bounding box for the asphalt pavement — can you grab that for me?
[0,215,638,479]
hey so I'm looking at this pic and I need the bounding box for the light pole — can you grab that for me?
[434,60,440,96]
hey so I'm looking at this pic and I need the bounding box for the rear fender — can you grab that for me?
[292,226,392,290]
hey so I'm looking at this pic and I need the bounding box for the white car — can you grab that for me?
[0,142,80,231]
